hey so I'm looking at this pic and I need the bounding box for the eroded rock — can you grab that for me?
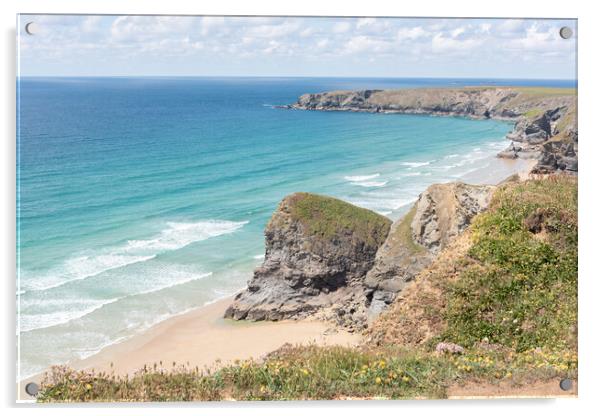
[364,182,495,321]
[224,192,391,322]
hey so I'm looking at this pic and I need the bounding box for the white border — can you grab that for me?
[2,0,601,414]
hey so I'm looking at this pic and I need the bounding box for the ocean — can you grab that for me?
[16,76,573,379]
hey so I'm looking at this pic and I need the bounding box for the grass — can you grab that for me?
[393,205,427,255]
[37,177,577,402]
[285,192,391,247]
[513,87,576,97]
[440,176,577,352]
[37,344,577,402]
[523,108,544,118]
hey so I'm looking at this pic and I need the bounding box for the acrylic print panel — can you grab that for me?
[16,15,578,402]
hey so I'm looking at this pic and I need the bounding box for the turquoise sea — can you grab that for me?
[16,77,573,379]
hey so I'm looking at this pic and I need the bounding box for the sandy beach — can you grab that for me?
[461,157,537,185]
[37,297,359,381]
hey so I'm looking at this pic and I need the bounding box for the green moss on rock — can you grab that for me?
[286,192,392,248]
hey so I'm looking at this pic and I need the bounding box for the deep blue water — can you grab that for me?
[16,76,571,378]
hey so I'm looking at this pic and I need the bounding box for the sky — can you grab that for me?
[17,15,577,79]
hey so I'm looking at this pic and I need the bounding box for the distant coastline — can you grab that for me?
[282,86,577,175]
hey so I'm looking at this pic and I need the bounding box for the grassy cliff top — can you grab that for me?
[460,86,576,95]
[282,192,392,248]
[369,175,578,352]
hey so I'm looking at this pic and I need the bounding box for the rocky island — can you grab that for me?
[283,86,577,174]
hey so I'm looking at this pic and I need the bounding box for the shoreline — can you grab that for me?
[19,296,361,398]
[460,155,537,185]
[18,154,537,400]
[73,296,361,376]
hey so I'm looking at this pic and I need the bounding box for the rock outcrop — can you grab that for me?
[286,87,577,173]
[224,192,391,322]
[226,183,495,330]
[363,182,495,321]
[531,128,578,174]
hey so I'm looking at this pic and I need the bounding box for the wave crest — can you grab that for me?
[19,219,247,294]
[344,173,380,182]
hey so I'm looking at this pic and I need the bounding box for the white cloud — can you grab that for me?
[299,27,314,38]
[356,18,377,29]
[480,23,492,33]
[199,16,226,36]
[18,15,576,78]
[332,22,351,34]
[343,35,394,55]
[431,32,484,54]
[397,26,428,40]
[245,20,301,38]
[110,16,195,42]
[508,23,575,53]
[316,39,329,48]
[497,19,525,33]
[451,27,465,38]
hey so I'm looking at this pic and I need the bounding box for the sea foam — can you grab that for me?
[344,173,380,182]
[401,161,432,168]
[19,219,247,294]
[350,180,388,188]
[20,268,214,333]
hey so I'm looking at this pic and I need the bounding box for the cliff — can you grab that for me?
[286,87,577,174]
[224,192,391,322]
[226,183,494,329]
[367,176,577,351]
[364,182,495,321]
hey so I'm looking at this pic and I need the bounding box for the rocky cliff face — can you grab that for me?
[286,87,577,173]
[531,128,578,174]
[224,192,391,322]
[363,182,495,321]
[226,183,494,329]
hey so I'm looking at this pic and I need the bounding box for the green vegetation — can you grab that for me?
[459,86,575,97]
[523,108,544,118]
[514,87,576,97]
[287,192,391,247]
[441,176,577,352]
[37,177,577,402]
[392,205,427,255]
[38,344,576,402]
[555,109,577,136]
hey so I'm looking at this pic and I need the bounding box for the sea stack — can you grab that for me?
[224,192,391,323]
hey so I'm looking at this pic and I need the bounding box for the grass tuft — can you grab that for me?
[286,192,391,247]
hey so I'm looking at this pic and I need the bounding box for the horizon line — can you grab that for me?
[16,75,577,81]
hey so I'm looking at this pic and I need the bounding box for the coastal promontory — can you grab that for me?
[285,86,577,174]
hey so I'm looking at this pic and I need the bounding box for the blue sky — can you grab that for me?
[18,15,577,79]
